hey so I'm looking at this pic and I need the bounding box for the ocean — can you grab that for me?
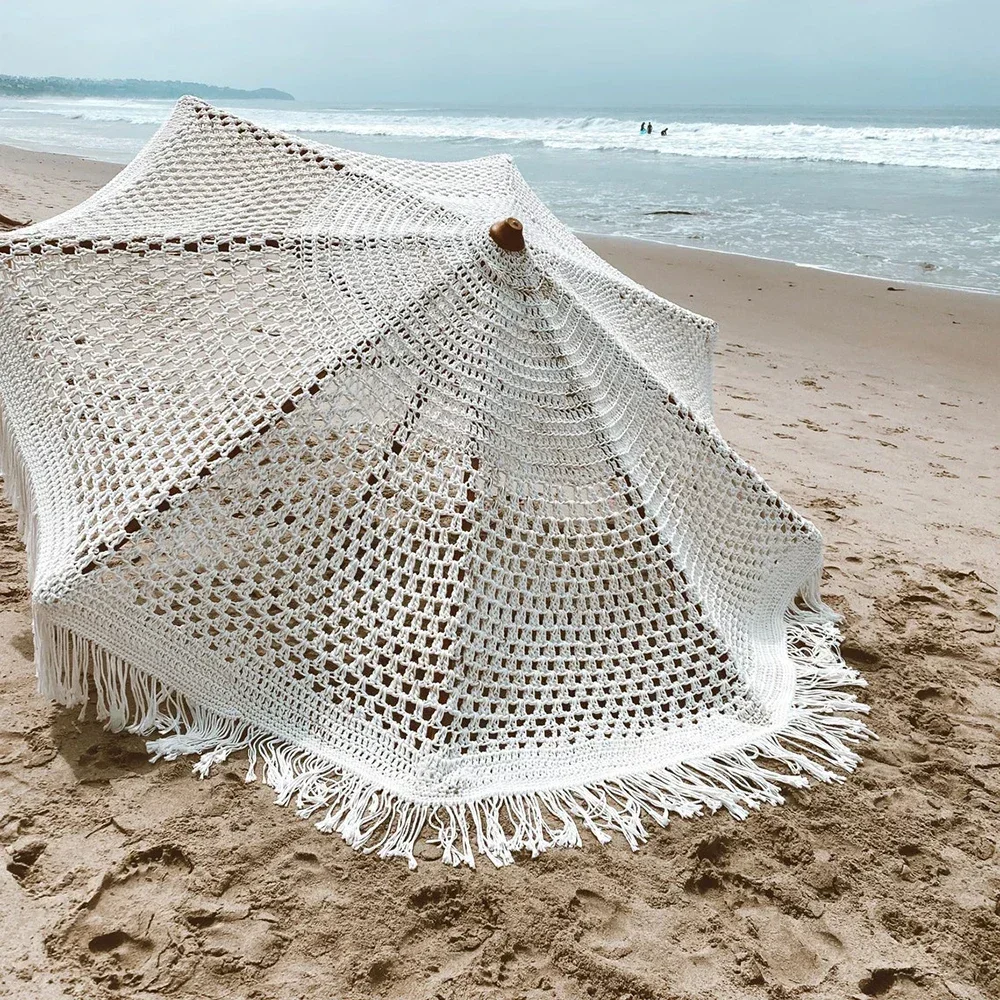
[1,97,998,293]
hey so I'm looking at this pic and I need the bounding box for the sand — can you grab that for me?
[1,144,998,1000]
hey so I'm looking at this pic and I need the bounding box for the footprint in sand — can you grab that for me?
[52,844,199,993]
[569,888,619,928]
[53,842,289,993]
[5,836,46,885]
[806,496,859,524]
[930,464,959,479]
[406,880,499,952]
[739,905,846,989]
[800,418,828,433]
[574,891,728,995]
[857,968,922,996]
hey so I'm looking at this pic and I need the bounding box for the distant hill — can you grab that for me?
[0,75,294,101]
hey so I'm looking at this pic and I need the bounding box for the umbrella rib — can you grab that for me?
[79,360,336,574]
[526,291,658,538]
[530,286,745,674]
[78,256,468,576]
[536,248,717,422]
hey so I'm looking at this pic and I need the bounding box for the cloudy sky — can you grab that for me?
[3,0,997,106]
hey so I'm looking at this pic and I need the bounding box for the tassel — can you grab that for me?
[24,587,871,867]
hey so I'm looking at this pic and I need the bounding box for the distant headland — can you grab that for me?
[0,75,294,101]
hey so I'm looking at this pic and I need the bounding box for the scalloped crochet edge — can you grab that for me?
[30,591,871,869]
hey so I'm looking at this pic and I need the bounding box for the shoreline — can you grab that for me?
[582,229,1000,299]
[1,141,998,296]
[582,233,999,395]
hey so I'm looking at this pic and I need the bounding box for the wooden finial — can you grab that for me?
[489,217,525,252]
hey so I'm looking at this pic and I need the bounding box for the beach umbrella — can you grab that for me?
[0,98,869,867]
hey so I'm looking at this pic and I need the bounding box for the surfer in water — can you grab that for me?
[660,127,669,136]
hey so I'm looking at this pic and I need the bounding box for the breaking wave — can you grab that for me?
[5,98,1000,171]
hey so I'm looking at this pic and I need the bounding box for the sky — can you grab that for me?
[2,0,998,107]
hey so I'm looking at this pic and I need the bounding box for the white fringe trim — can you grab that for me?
[30,591,870,869]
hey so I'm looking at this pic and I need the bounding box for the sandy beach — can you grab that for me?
[1,144,998,1000]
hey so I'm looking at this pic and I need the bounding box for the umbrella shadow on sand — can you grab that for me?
[48,704,157,785]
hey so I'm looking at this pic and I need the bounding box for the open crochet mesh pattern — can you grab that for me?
[0,98,870,867]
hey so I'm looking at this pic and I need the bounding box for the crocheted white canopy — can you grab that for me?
[0,98,868,866]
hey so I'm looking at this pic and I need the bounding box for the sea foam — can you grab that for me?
[5,98,1000,171]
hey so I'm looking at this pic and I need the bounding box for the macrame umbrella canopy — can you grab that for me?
[0,98,869,867]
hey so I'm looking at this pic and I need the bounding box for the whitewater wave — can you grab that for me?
[4,98,999,170]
